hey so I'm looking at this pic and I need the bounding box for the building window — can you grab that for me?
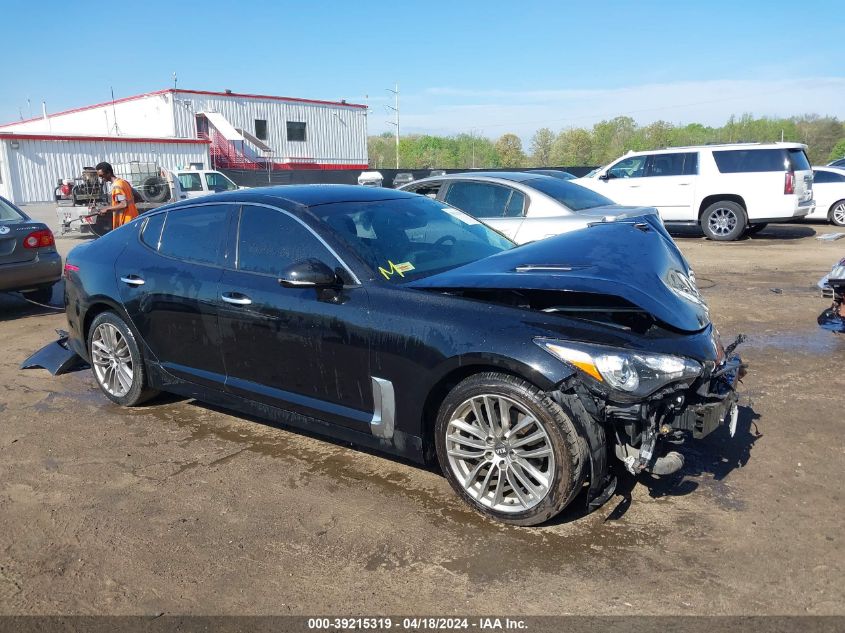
[255,119,268,141]
[287,121,306,142]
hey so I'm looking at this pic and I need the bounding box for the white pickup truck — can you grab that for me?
[57,166,243,236]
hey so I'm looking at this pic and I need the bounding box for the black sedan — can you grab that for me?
[61,185,742,525]
[0,195,62,303]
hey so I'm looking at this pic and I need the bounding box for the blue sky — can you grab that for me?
[3,0,842,140]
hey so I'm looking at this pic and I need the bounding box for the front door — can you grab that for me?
[218,203,372,430]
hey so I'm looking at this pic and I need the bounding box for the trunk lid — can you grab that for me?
[407,215,710,332]
[0,221,44,264]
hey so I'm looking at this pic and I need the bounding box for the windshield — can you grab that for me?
[0,197,25,222]
[314,196,515,283]
[525,177,615,211]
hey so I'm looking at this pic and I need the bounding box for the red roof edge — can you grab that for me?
[0,132,210,145]
[0,88,367,128]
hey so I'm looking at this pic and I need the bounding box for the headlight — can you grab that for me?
[535,338,702,398]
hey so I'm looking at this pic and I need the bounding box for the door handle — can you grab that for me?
[120,275,145,286]
[628,184,641,188]
[221,292,252,306]
[678,183,691,186]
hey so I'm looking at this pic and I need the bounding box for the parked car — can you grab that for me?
[0,195,62,303]
[399,172,660,244]
[527,169,577,180]
[58,185,742,526]
[392,172,416,188]
[805,167,845,227]
[175,169,240,199]
[827,158,845,169]
[573,142,816,241]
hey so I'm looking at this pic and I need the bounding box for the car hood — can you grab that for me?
[407,215,710,332]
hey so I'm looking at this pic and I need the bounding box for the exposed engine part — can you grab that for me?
[614,443,685,476]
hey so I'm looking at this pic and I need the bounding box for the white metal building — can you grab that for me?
[0,88,369,204]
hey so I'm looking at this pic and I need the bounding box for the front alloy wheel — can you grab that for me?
[435,373,587,526]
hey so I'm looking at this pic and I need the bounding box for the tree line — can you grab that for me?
[368,114,845,169]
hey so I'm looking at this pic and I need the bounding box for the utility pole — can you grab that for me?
[386,83,399,169]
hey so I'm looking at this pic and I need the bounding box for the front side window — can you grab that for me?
[237,205,338,277]
[177,173,203,192]
[444,181,512,218]
[315,196,514,283]
[606,155,648,179]
[205,172,237,192]
[158,205,230,266]
[287,121,307,142]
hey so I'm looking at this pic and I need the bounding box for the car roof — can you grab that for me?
[164,184,417,209]
[616,142,808,156]
[409,171,552,184]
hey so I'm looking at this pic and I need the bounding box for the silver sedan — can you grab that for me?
[399,171,659,244]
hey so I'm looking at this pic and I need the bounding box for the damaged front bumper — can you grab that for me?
[552,338,745,511]
[20,330,87,375]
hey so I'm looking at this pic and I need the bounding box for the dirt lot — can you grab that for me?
[1,207,843,616]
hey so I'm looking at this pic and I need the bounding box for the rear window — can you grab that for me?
[524,177,615,211]
[712,148,808,173]
[787,148,811,171]
[0,197,25,222]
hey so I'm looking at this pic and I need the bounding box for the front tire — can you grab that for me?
[88,312,158,406]
[829,200,845,227]
[701,201,747,241]
[434,372,587,526]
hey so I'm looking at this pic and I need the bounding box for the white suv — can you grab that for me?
[574,142,815,240]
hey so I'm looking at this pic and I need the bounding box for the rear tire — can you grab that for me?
[701,201,747,241]
[434,372,587,526]
[829,200,845,227]
[88,312,158,406]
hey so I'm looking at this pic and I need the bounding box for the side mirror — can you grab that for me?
[599,172,610,181]
[278,258,339,288]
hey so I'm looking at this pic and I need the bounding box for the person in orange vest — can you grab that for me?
[94,162,138,229]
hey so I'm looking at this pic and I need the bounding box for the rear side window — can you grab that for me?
[444,181,512,218]
[712,149,790,173]
[141,212,166,249]
[158,205,230,266]
[237,205,338,277]
[0,197,25,221]
[646,152,698,177]
[504,191,526,217]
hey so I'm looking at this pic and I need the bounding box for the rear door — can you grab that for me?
[443,180,526,239]
[115,204,235,389]
[636,152,698,220]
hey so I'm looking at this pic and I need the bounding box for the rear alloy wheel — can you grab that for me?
[829,200,845,227]
[701,201,747,241]
[435,372,586,526]
[88,312,158,406]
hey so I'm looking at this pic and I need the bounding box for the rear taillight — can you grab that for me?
[784,171,794,195]
[64,263,80,273]
[23,229,55,249]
